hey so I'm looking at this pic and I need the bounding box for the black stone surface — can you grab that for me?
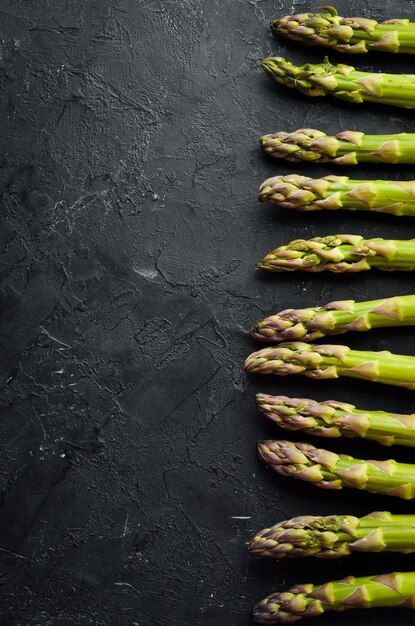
[2,0,415,624]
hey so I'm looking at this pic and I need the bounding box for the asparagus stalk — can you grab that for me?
[257,234,415,273]
[253,572,415,624]
[250,511,415,558]
[260,129,415,165]
[258,439,415,499]
[263,56,415,109]
[251,295,415,342]
[259,174,415,216]
[256,394,415,447]
[244,342,415,390]
[272,6,415,55]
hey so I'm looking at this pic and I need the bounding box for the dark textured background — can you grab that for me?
[2,0,415,624]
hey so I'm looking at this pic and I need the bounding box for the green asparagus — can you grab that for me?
[257,234,415,273]
[251,295,415,342]
[244,342,415,389]
[272,7,415,55]
[260,129,415,165]
[263,56,415,109]
[253,572,415,624]
[256,394,415,447]
[250,511,415,558]
[259,174,415,216]
[258,439,415,499]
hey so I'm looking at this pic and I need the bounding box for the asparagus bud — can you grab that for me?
[253,572,415,623]
[259,175,415,217]
[257,235,415,273]
[260,129,415,165]
[244,342,415,390]
[256,394,415,447]
[250,511,415,559]
[251,295,415,342]
[272,7,415,55]
[263,56,415,109]
[258,439,415,499]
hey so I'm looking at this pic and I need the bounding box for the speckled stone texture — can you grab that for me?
[2,0,415,624]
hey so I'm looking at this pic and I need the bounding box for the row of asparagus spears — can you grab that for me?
[249,335,415,621]
[248,296,415,623]
[250,6,415,624]
[263,6,415,110]
[252,380,415,498]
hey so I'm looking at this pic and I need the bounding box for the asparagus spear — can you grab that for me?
[257,234,415,273]
[250,511,415,558]
[253,572,415,624]
[272,6,415,55]
[251,295,415,342]
[260,129,415,165]
[258,439,415,499]
[244,342,415,390]
[256,394,415,447]
[263,56,415,109]
[259,174,415,216]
